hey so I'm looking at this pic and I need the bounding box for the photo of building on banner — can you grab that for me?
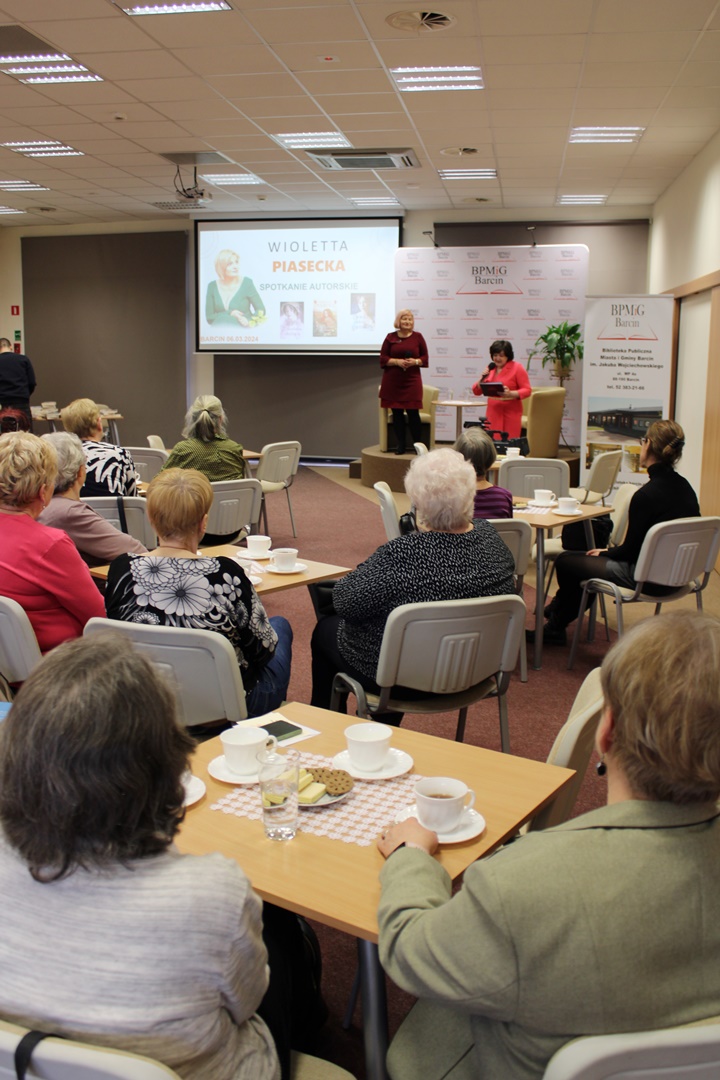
[581,296,674,491]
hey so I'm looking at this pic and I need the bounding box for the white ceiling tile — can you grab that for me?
[484,65,582,89]
[482,35,586,65]
[593,0,717,32]
[25,17,157,53]
[580,62,683,87]
[586,32,699,63]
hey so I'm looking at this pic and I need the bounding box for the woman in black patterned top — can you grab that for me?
[105,468,292,720]
[310,449,516,714]
[60,397,138,498]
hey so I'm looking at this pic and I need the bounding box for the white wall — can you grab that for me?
[675,293,711,493]
[648,129,720,293]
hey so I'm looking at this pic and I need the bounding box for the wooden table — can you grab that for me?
[90,548,349,593]
[514,502,612,669]
[178,702,574,1080]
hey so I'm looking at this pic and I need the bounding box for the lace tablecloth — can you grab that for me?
[209,751,423,847]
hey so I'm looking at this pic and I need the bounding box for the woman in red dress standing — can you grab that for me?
[380,310,429,455]
[471,339,531,440]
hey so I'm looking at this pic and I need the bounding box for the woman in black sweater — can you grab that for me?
[540,420,699,645]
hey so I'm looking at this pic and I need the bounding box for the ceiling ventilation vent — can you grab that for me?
[159,151,232,166]
[386,11,456,32]
[306,147,419,171]
[152,201,202,211]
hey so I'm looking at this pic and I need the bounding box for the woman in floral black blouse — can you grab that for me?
[105,468,292,718]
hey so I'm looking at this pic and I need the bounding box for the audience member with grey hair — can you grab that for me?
[310,448,515,715]
[39,430,147,566]
[162,394,246,482]
[453,427,514,519]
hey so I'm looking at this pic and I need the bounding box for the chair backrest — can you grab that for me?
[123,447,168,482]
[525,388,566,458]
[421,384,440,417]
[497,457,570,499]
[487,518,533,578]
[583,449,622,501]
[634,516,720,589]
[83,619,247,726]
[0,1018,181,1079]
[82,496,157,549]
[147,434,166,451]
[0,596,43,683]
[206,478,263,538]
[373,481,401,541]
[375,595,526,694]
[256,441,301,485]
[527,668,603,831]
[542,1023,720,1080]
[608,483,636,546]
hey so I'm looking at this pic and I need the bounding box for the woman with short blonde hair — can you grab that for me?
[106,468,292,720]
[376,610,720,1078]
[60,397,138,498]
[39,431,147,566]
[380,309,429,455]
[0,432,105,651]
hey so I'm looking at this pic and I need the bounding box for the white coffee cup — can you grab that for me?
[506,446,521,458]
[414,776,475,833]
[221,727,275,776]
[557,496,580,515]
[246,534,272,558]
[273,547,298,572]
[345,722,392,772]
[534,488,555,506]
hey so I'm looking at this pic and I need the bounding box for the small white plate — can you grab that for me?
[266,562,308,575]
[235,549,274,562]
[394,803,486,844]
[183,774,206,807]
[332,748,414,781]
[552,508,582,517]
[208,755,259,785]
[299,789,351,809]
[527,500,557,509]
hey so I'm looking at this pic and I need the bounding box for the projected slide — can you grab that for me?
[196,218,401,353]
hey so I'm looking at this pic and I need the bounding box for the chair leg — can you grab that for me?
[599,594,610,641]
[567,586,590,670]
[586,595,597,642]
[260,497,268,535]
[498,695,510,754]
[286,487,297,537]
[519,631,528,683]
[455,706,468,742]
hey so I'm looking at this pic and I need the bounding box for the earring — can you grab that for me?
[596,757,607,778]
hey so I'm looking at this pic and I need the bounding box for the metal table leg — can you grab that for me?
[533,527,545,669]
[358,939,389,1080]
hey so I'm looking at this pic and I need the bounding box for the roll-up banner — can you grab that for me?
[581,295,674,491]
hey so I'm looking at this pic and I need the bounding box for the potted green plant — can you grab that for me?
[527,321,584,386]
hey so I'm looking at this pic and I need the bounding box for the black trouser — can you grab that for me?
[551,552,672,629]
[391,408,422,450]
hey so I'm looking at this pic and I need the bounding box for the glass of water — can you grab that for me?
[257,746,299,842]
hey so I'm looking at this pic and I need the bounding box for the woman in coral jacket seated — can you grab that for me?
[0,431,105,651]
[471,339,531,440]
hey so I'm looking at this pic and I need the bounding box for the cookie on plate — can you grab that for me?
[308,767,354,796]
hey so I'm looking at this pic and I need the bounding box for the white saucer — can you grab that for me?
[266,562,308,575]
[208,755,259,785]
[394,803,486,844]
[236,549,274,562]
[299,790,351,809]
[332,748,414,781]
[552,508,582,517]
[183,774,206,807]
[528,500,557,509]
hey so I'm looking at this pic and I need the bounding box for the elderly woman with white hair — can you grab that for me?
[39,431,147,566]
[310,448,516,714]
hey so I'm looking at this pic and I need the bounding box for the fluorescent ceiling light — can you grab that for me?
[7,64,89,74]
[557,194,608,205]
[0,53,72,64]
[273,132,350,149]
[439,169,496,180]
[0,207,25,214]
[121,2,231,13]
[23,74,103,84]
[200,172,262,185]
[2,140,84,158]
[348,197,400,207]
[570,127,644,144]
[0,181,49,191]
[391,66,483,92]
